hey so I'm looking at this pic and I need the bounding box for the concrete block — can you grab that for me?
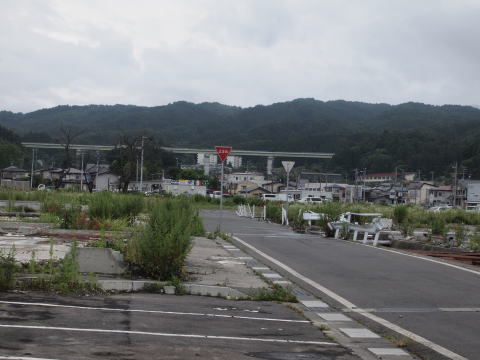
[99,279,133,291]
[164,285,176,295]
[76,247,127,275]
[183,283,247,298]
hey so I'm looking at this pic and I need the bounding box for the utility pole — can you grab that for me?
[30,148,35,189]
[140,136,146,193]
[96,151,100,191]
[453,162,458,207]
[80,151,84,191]
[354,169,358,203]
[430,171,434,183]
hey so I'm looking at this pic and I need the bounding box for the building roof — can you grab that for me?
[434,186,452,191]
[240,186,271,194]
[364,172,415,178]
[2,166,27,172]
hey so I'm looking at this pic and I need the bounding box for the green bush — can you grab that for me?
[430,217,446,236]
[469,232,480,251]
[126,198,200,280]
[393,205,409,225]
[0,248,17,291]
[266,202,282,223]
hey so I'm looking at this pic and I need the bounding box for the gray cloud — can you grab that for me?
[1,0,479,112]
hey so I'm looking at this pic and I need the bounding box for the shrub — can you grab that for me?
[469,232,480,251]
[126,199,199,280]
[430,217,446,236]
[0,248,17,291]
[393,205,409,225]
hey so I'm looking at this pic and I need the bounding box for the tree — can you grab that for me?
[52,124,84,189]
[108,134,139,193]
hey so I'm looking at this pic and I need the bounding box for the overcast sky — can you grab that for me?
[1,0,479,113]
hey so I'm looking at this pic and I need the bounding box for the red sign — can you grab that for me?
[215,146,232,162]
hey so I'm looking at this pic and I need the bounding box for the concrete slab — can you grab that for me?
[185,237,267,289]
[368,348,409,356]
[340,328,380,338]
[76,247,127,275]
[0,234,70,263]
[300,300,329,308]
[317,313,352,322]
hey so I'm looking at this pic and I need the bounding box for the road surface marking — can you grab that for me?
[340,328,380,338]
[0,300,308,323]
[300,300,329,308]
[346,307,480,313]
[0,324,337,346]
[0,357,61,360]
[317,313,351,322]
[368,348,409,356]
[232,235,468,360]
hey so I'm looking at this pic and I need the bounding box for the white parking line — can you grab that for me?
[0,301,309,323]
[0,324,338,346]
[232,235,468,360]
[0,357,61,360]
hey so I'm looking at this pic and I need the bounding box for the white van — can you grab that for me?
[298,197,323,204]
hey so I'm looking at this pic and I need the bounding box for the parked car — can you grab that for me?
[298,197,323,204]
[429,205,452,212]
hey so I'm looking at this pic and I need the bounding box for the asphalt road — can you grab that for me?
[202,209,480,360]
[0,292,355,360]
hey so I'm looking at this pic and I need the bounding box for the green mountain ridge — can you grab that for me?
[1,99,480,178]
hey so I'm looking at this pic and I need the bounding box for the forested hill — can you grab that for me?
[0,123,23,168]
[2,99,480,177]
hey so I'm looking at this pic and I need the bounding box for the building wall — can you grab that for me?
[164,183,206,196]
[95,174,119,191]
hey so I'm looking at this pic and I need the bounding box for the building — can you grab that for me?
[0,166,30,190]
[239,186,271,197]
[94,171,120,191]
[406,182,436,205]
[456,180,480,209]
[361,172,415,183]
[226,155,242,168]
[1,166,29,180]
[428,186,453,206]
[297,172,345,188]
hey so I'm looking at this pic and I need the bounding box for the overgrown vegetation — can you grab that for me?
[250,283,297,302]
[0,248,18,290]
[126,198,204,280]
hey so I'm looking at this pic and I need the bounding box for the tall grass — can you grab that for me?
[126,198,203,280]
[88,192,144,223]
[0,248,17,291]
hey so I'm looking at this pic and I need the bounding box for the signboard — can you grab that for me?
[215,146,232,162]
[282,161,295,174]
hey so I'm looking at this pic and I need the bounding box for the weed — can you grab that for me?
[250,284,297,302]
[393,205,409,225]
[0,247,18,291]
[383,334,411,348]
[126,199,199,280]
[469,232,480,251]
